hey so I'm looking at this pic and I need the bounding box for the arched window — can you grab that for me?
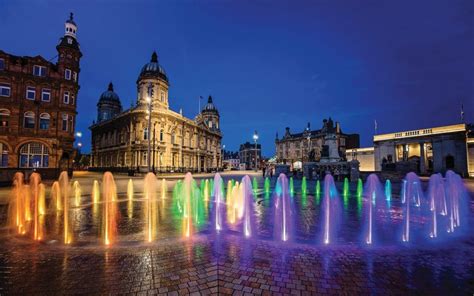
[23,111,35,128]
[0,109,10,127]
[0,142,8,167]
[19,142,49,168]
[39,113,50,130]
[171,133,175,144]
[143,127,149,140]
[160,129,164,142]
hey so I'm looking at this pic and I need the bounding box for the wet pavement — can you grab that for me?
[0,174,473,295]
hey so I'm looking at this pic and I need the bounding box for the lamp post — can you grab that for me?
[253,131,259,171]
[146,83,153,173]
[221,144,225,171]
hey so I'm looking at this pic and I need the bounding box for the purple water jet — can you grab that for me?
[321,174,341,245]
[273,173,294,242]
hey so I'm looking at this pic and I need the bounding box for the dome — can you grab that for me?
[98,82,121,103]
[138,51,168,82]
[202,96,219,115]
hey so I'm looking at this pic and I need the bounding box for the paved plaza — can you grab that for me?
[0,172,473,295]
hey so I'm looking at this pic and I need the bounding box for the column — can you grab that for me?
[419,142,426,174]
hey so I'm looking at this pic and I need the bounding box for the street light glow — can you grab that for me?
[253,131,258,141]
[76,131,82,137]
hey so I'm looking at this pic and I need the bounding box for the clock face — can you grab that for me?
[67,38,72,44]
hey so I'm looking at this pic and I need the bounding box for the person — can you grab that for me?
[262,166,266,178]
[270,166,274,178]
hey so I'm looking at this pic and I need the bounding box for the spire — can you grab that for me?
[69,12,74,22]
[208,95,213,103]
[151,51,158,63]
[108,82,114,91]
[64,12,77,38]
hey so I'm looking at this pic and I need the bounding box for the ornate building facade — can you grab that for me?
[0,14,81,180]
[275,118,359,169]
[89,52,222,173]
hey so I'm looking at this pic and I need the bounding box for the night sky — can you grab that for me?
[1,0,473,156]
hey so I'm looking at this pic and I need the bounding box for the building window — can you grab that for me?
[0,59,4,70]
[62,114,68,131]
[161,92,165,102]
[19,142,49,168]
[144,127,149,140]
[0,142,8,167]
[171,134,175,144]
[160,130,164,142]
[65,69,72,80]
[41,89,51,102]
[73,72,77,82]
[26,86,36,100]
[63,91,70,104]
[39,113,50,130]
[143,151,147,166]
[33,65,46,77]
[0,109,10,127]
[0,84,11,97]
[23,111,35,129]
[71,94,75,105]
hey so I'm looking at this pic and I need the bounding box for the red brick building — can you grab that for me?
[0,13,81,180]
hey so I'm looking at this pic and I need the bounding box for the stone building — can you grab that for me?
[89,52,222,173]
[239,142,262,170]
[275,118,359,170]
[346,123,474,177]
[0,13,81,180]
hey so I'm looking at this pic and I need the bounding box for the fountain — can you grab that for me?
[212,173,225,232]
[301,176,307,195]
[252,177,258,196]
[102,172,118,245]
[264,177,270,195]
[385,179,392,201]
[30,172,45,241]
[321,174,341,245]
[4,169,471,249]
[427,173,445,238]
[143,173,158,242]
[240,176,256,238]
[8,172,26,235]
[363,174,386,245]
[93,180,101,204]
[273,173,294,242]
[401,172,423,242]
[343,177,349,197]
[444,170,468,234]
[50,181,62,211]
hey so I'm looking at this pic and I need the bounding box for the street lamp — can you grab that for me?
[253,131,259,171]
[221,144,225,171]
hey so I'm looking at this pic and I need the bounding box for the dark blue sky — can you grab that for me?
[1,0,473,156]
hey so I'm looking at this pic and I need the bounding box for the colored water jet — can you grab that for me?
[102,172,118,245]
[8,172,26,235]
[385,179,392,201]
[252,177,258,196]
[93,180,100,204]
[143,173,158,242]
[301,176,307,195]
[241,176,256,238]
[321,174,341,245]
[73,181,81,207]
[59,171,72,244]
[50,181,62,211]
[30,173,44,241]
[401,173,423,242]
[264,177,270,194]
[274,174,294,242]
[363,174,385,245]
[343,177,349,197]
[213,173,225,232]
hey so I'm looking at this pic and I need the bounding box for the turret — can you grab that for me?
[56,13,82,82]
[137,51,169,109]
[200,95,220,132]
